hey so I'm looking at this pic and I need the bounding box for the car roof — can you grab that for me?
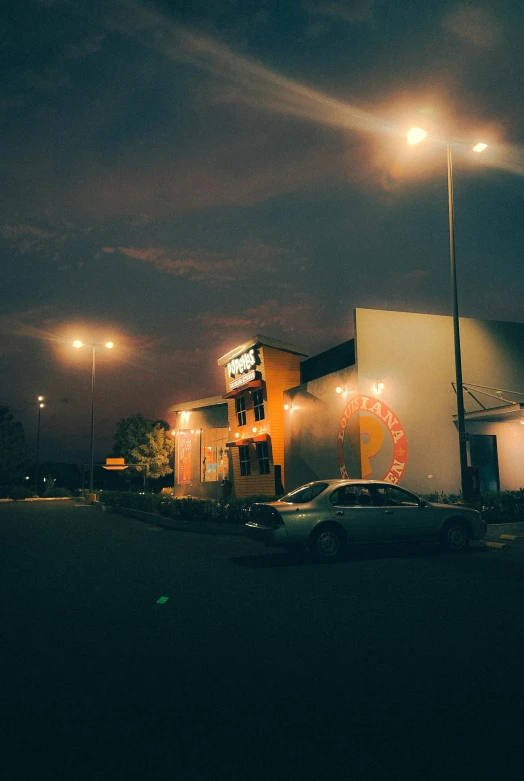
[292,479,397,488]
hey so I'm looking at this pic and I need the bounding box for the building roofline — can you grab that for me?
[217,334,309,366]
[169,395,226,413]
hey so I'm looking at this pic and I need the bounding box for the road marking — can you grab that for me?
[499,534,518,541]
[156,596,169,604]
[485,541,506,549]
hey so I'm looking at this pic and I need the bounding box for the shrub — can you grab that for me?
[481,489,524,524]
[6,486,33,501]
[422,492,462,505]
[43,486,72,498]
[99,491,283,524]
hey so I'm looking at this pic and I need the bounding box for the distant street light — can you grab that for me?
[34,396,45,496]
[73,340,115,493]
[407,128,488,499]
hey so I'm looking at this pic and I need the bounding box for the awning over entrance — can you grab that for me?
[226,433,269,447]
[222,379,263,399]
[454,403,524,423]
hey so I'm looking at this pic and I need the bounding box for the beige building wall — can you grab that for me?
[355,309,524,494]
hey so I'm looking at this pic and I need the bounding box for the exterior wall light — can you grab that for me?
[284,404,290,410]
[252,427,257,433]
[235,432,240,438]
[336,386,342,394]
[373,379,385,394]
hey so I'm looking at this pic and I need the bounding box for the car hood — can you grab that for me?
[430,502,480,516]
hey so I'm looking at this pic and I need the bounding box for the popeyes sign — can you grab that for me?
[337,395,408,484]
[227,347,260,378]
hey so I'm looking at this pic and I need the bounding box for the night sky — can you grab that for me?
[2,0,524,464]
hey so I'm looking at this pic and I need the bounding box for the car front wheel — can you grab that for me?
[309,524,345,560]
[440,520,470,551]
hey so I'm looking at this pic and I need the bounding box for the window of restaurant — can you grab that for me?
[235,396,247,427]
[253,389,265,421]
[239,445,251,476]
[201,428,230,483]
[256,441,270,474]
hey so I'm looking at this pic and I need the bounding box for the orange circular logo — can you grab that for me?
[337,395,408,483]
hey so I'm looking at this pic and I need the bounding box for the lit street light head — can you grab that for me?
[37,395,44,401]
[73,340,83,348]
[472,142,488,153]
[407,127,427,145]
[105,341,114,349]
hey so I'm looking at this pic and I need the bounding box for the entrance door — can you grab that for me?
[469,435,500,493]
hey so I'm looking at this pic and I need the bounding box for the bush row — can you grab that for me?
[99,491,282,524]
[480,489,524,524]
[422,489,524,523]
[99,488,524,525]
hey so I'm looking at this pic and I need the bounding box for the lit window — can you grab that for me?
[253,388,265,422]
[200,428,229,483]
[239,445,251,476]
[256,441,270,475]
[235,396,246,427]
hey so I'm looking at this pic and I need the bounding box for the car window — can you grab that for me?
[374,486,420,507]
[279,483,329,504]
[330,486,359,506]
[330,486,375,507]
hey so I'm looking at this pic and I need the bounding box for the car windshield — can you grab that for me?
[279,483,329,504]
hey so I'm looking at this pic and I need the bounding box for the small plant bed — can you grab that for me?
[99,491,282,525]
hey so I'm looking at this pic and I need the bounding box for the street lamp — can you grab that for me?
[73,340,114,493]
[407,128,488,499]
[34,396,45,496]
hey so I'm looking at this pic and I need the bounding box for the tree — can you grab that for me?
[0,406,30,486]
[131,424,174,489]
[112,415,173,490]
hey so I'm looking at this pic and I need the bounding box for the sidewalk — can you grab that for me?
[484,521,524,542]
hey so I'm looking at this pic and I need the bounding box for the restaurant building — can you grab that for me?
[169,310,524,499]
[285,309,524,497]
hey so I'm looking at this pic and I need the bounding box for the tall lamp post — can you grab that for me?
[73,340,114,493]
[34,395,45,496]
[407,128,488,499]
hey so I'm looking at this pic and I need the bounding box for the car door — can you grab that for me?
[373,485,431,541]
[328,484,384,543]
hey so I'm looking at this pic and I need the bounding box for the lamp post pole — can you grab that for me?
[446,144,469,499]
[89,345,96,493]
[34,397,45,496]
[407,128,487,500]
[73,340,114,495]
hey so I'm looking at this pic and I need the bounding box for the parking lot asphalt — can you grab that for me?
[2,500,524,781]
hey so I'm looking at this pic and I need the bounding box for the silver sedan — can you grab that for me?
[244,479,487,560]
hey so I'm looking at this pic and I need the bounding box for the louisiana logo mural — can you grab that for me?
[337,395,408,484]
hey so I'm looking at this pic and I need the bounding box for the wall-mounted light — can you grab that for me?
[373,379,385,394]
[190,429,195,434]
[336,386,342,394]
[252,427,257,433]
[235,432,240,438]
[284,403,289,410]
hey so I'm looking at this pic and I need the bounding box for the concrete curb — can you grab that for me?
[1,497,75,503]
[97,503,246,536]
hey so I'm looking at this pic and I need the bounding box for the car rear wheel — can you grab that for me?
[440,519,470,551]
[309,524,345,561]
